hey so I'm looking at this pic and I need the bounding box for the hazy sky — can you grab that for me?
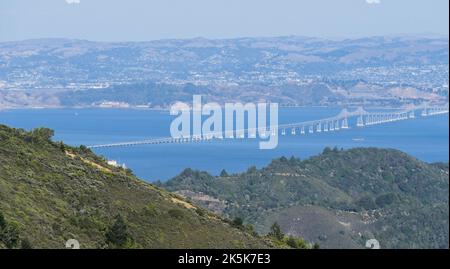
[0,0,448,42]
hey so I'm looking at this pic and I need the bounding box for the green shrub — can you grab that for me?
[375,193,397,207]
[220,169,229,177]
[168,209,185,219]
[105,215,134,249]
[285,236,309,249]
[20,238,33,249]
[232,217,244,228]
[268,222,284,241]
[0,213,20,249]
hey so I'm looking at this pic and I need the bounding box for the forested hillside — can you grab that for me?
[163,147,449,249]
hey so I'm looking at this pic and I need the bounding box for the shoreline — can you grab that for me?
[1,103,441,112]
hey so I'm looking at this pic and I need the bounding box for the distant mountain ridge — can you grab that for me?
[0,35,448,108]
[162,147,449,249]
[1,35,447,82]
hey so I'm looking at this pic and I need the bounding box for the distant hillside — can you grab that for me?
[0,36,448,108]
[162,147,449,249]
[0,124,276,249]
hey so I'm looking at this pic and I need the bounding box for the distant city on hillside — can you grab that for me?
[0,35,448,109]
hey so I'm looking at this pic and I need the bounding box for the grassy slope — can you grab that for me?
[0,125,271,249]
[163,148,449,249]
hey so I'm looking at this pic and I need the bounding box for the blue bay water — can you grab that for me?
[0,107,448,182]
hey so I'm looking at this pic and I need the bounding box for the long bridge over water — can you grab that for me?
[87,105,449,149]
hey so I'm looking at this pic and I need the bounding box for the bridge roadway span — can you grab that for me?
[87,105,449,149]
